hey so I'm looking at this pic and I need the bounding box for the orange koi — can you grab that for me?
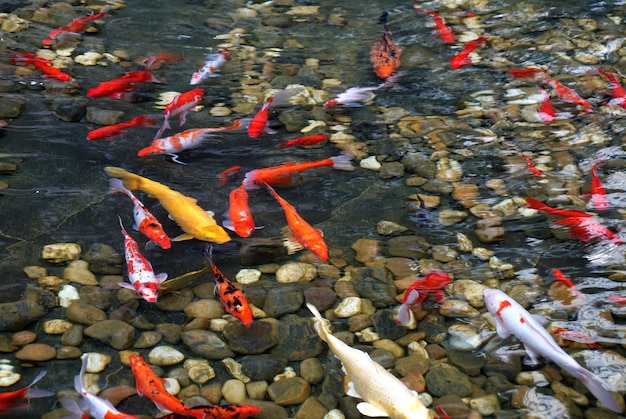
[154,88,204,139]
[553,329,601,349]
[225,181,256,238]
[87,70,159,98]
[247,96,275,138]
[521,153,543,176]
[552,268,585,300]
[449,35,488,69]
[9,52,71,81]
[509,67,547,79]
[597,68,626,107]
[218,165,243,187]
[279,134,328,148]
[0,371,52,414]
[413,3,454,44]
[525,197,592,218]
[370,11,402,79]
[43,7,110,46]
[590,160,608,211]
[242,153,354,189]
[202,244,254,327]
[544,77,593,112]
[159,404,261,419]
[397,271,452,326]
[264,183,328,260]
[536,87,556,123]
[87,115,158,140]
[142,51,184,69]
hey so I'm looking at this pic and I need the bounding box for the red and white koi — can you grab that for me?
[483,288,621,413]
[224,181,256,238]
[589,160,608,211]
[397,271,452,326]
[247,96,275,138]
[109,179,170,249]
[521,153,543,176]
[137,128,218,163]
[87,115,158,141]
[553,328,601,350]
[190,48,229,85]
[449,35,489,69]
[0,371,52,415]
[543,77,593,112]
[597,68,626,108]
[535,87,557,123]
[323,85,384,107]
[9,52,71,82]
[279,134,328,148]
[155,88,204,139]
[117,216,167,303]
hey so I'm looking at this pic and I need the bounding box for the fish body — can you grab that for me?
[323,85,383,107]
[424,10,454,43]
[87,70,159,98]
[202,244,254,327]
[279,134,328,148]
[10,52,71,81]
[0,370,52,414]
[158,404,261,419]
[247,97,275,138]
[307,303,432,419]
[597,68,626,107]
[509,67,547,79]
[109,179,170,249]
[265,183,328,260]
[117,217,167,302]
[590,160,608,210]
[525,197,592,218]
[87,115,158,140]
[225,182,256,238]
[553,329,600,350]
[105,166,231,244]
[137,128,217,159]
[43,9,109,45]
[242,153,353,189]
[155,88,204,139]
[521,153,543,176]
[370,28,402,79]
[449,35,488,69]
[536,87,556,123]
[551,268,585,301]
[483,288,621,413]
[74,355,139,419]
[218,165,243,187]
[190,48,229,85]
[397,271,452,326]
[142,51,184,69]
[544,77,593,112]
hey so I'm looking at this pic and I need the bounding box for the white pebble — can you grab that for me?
[360,156,381,171]
[334,297,362,318]
[0,371,20,387]
[236,269,261,284]
[163,377,180,395]
[58,284,80,307]
[82,352,111,373]
[323,409,346,419]
[148,346,185,366]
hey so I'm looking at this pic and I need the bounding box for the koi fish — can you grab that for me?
[370,11,402,80]
[9,52,71,81]
[202,244,254,327]
[608,296,626,304]
[409,194,429,228]
[535,87,556,123]
[154,88,204,139]
[247,96,275,138]
[521,153,543,176]
[43,7,110,46]
[397,271,452,326]
[589,160,608,211]
[158,404,261,419]
[109,179,170,249]
[218,165,243,187]
[142,51,184,70]
[413,3,454,44]
[137,128,218,164]
[265,183,328,260]
[543,77,593,112]
[323,85,384,107]
[307,303,432,419]
[190,48,229,85]
[449,35,489,69]
[224,181,256,238]
[242,153,354,189]
[597,68,626,107]
[87,70,160,98]
[525,197,592,218]
[87,115,158,140]
[105,167,231,244]
[58,397,90,419]
[0,371,52,414]
[117,216,168,302]
[483,288,621,413]
[278,134,328,148]
[553,328,601,350]
[551,268,585,301]
[509,67,547,79]
[74,354,140,419]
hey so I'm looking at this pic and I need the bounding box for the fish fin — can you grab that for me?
[396,303,415,326]
[345,380,362,398]
[356,402,389,417]
[523,346,541,366]
[172,233,194,241]
[59,398,85,419]
[494,318,511,339]
[144,240,157,251]
[169,153,186,165]
[573,366,622,413]
[117,282,135,290]
[156,273,168,283]
[282,237,304,255]
[532,314,548,326]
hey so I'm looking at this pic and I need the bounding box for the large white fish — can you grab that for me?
[306,303,433,419]
[483,288,622,413]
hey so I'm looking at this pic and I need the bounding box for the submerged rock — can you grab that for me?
[0,285,56,332]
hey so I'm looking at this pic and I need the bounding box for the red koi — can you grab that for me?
[142,51,184,69]
[87,115,158,140]
[449,35,489,69]
[158,404,261,419]
[265,183,328,260]
[43,8,110,46]
[525,197,592,218]
[279,134,328,148]
[0,371,52,414]
[155,88,204,139]
[109,179,170,249]
[370,14,402,80]
[551,268,585,300]
[553,216,622,245]
[218,165,243,187]
[397,271,452,326]
[435,404,452,419]
[590,160,608,211]
[608,296,626,304]
[413,3,454,44]
[242,153,354,189]
[224,181,256,238]
[597,68,626,107]
[553,329,601,349]
[117,217,168,302]
[202,244,254,327]
[247,96,275,138]
[509,67,547,79]
[9,52,71,81]
[521,153,543,176]
[544,77,593,112]
[536,87,556,123]
[87,69,159,98]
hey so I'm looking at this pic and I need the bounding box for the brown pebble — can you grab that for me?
[99,385,137,406]
[56,346,82,359]
[15,343,56,361]
[23,266,47,279]
[12,331,37,347]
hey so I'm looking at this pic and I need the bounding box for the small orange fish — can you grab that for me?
[543,77,593,112]
[87,70,159,98]
[449,35,488,69]
[247,96,275,138]
[218,165,243,187]
[552,268,585,301]
[202,244,254,327]
[521,153,543,176]
[370,11,402,79]
[0,371,52,414]
[155,88,204,139]
[9,52,71,81]
[87,115,158,141]
[264,183,328,260]
[589,160,608,211]
[43,7,110,46]
[413,3,454,44]
[509,67,547,79]
[597,68,626,108]
[225,181,256,238]
[279,134,328,148]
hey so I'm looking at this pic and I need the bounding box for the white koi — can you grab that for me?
[117,216,167,303]
[483,288,622,413]
[323,84,385,107]
[190,48,229,85]
[306,303,433,419]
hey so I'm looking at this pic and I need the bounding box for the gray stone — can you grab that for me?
[0,286,56,332]
[371,308,406,340]
[181,329,235,360]
[86,106,124,125]
[386,235,430,259]
[50,97,88,122]
[223,321,277,355]
[424,364,473,397]
[352,268,396,307]
[84,243,123,274]
[0,95,23,118]
[263,286,303,318]
[271,317,324,361]
[84,320,135,350]
[241,354,288,381]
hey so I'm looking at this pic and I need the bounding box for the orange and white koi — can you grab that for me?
[370,11,402,80]
[243,153,354,189]
[9,52,71,81]
[597,68,626,108]
[155,88,204,139]
[265,183,328,260]
[117,216,167,303]
[87,115,158,141]
[105,167,231,244]
[589,160,608,211]
[202,244,254,327]
[279,134,328,148]
[190,48,229,85]
[0,371,52,414]
[413,3,454,44]
[551,268,585,301]
[449,35,488,69]
[483,288,621,413]
[225,181,256,238]
[397,271,452,326]
[247,96,275,138]
[543,77,593,112]
[42,7,110,46]
[87,70,159,98]
[138,128,217,163]
[218,165,243,187]
[323,85,384,107]
[74,354,140,419]
[521,153,543,176]
[109,179,170,249]
[553,328,601,350]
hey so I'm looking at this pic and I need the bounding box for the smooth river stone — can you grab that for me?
[181,330,235,360]
[351,267,396,306]
[15,343,56,361]
[268,377,311,406]
[270,317,324,361]
[425,364,473,397]
[149,346,185,366]
[183,299,225,319]
[222,321,277,355]
[84,320,135,350]
[65,300,107,325]
[241,354,288,382]
[263,286,303,318]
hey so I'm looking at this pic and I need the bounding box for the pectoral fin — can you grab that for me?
[345,381,361,399]
[523,346,541,366]
[117,282,135,290]
[156,273,168,283]
[494,318,511,339]
[356,402,389,417]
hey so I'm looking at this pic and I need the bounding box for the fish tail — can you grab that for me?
[23,370,53,399]
[109,177,132,197]
[132,114,158,127]
[574,366,622,413]
[201,243,215,269]
[306,302,331,342]
[330,153,355,171]
[59,398,85,419]
[396,303,414,326]
[104,166,143,190]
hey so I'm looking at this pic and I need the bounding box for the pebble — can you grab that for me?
[183,299,225,319]
[263,286,304,317]
[268,376,311,405]
[446,324,485,351]
[425,364,473,397]
[37,275,67,292]
[43,319,73,334]
[360,156,381,171]
[184,359,215,384]
[236,269,261,284]
[300,357,325,384]
[180,330,235,360]
[438,300,481,318]
[23,266,47,279]
[65,300,107,325]
[350,238,383,263]
[61,325,83,347]
[49,97,88,122]
[84,243,123,275]
[222,379,247,403]
[63,260,98,286]
[294,396,328,419]
[149,346,185,366]
[376,220,407,236]
[15,343,56,361]
[333,297,361,318]
[41,243,81,264]
[83,320,135,350]
[275,262,317,283]
[270,317,324,361]
[352,268,397,306]
[11,331,36,347]
[241,354,288,382]
[83,352,111,373]
[386,236,430,259]
[0,370,20,387]
[446,279,488,309]
[246,381,268,400]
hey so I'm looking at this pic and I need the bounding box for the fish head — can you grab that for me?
[137,142,165,157]
[310,239,329,261]
[482,288,506,316]
[323,99,338,107]
[421,271,452,289]
[190,69,205,85]
[199,225,231,244]
[137,281,160,302]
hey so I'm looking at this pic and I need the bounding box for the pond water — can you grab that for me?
[1,0,626,417]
